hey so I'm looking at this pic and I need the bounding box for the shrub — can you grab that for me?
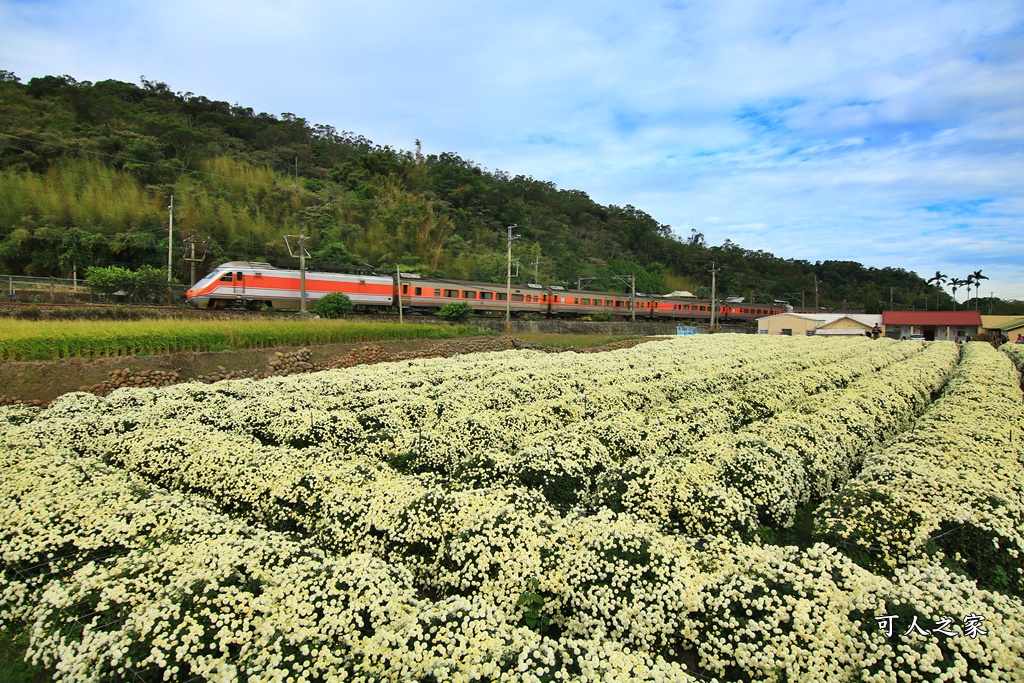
[86,265,171,304]
[86,265,133,299]
[129,265,169,304]
[314,292,354,318]
[436,301,473,322]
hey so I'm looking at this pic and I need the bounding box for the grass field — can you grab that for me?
[0,318,483,361]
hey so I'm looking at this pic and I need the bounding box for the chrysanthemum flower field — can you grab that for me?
[2,336,1023,682]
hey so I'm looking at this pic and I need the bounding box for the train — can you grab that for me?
[185,261,789,321]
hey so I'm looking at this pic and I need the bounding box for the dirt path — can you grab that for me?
[0,336,655,407]
[0,338,469,406]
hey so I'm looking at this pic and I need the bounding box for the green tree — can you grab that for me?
[436,301,473,322]
[129,265,170,303]
[314,292,354,318]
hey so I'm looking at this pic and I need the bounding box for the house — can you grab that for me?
[981,315,1024,341]
[881,310,981,341]
[758,312,881,337]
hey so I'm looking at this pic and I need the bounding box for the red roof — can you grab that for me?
[882,310,982,325]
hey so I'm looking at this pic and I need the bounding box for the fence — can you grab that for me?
[2,274,188,305]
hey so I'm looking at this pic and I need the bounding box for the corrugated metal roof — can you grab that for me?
[882,310,982,325]
[986,316,1024,330]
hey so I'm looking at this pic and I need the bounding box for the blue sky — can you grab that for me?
[2,0,1022,299]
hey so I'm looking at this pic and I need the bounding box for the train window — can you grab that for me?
[219,274,232,282]
[580,298,590,305]
[402,284,409,294]
[462,291,477,299]
[236,272,243,280]
[444,289,459,298]
[512,294,524,302]
[480,292,493,300]
[495,292,507,301]
[605,300,612,307]
[434,289,441,297]
[414,287,422,296]
[615,300,623,307]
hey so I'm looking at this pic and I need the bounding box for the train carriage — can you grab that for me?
[185,261,393,310]
[546,287,632,317]
[399,277,552,316]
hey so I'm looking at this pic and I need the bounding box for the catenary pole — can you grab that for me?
[505,224,518,334]
[709,261,720,331]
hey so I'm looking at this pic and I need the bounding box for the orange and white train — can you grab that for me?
[185,261,788,321]
[185,261,393,311]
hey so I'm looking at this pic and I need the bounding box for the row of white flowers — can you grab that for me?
[1001,342,1024,374]
[4,336,1023,681]
[817,341,1024,594]
[604,340,960,535]
[0,418,695,682]
[5,403,1023,682]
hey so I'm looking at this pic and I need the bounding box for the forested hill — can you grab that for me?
[0,70,957,312]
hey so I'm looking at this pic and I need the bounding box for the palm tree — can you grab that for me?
[965,274,976,309]
[948,277,967,310]
[926,271,946,310]
[971,270,988,310]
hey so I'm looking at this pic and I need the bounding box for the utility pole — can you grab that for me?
[299,231,307,314]
[182,235,208,286]
[531,254,541,282]
[813,276,820,311]
[505,224,519,334]
[709,262,720,331]
[612,273,637,321]
[167,195,174,284]
[396,267,403,323]
[284,232,311,315]
[166,195,174,304]
[630,273,635,321]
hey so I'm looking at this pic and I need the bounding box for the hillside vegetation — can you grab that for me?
[0,70,986,311]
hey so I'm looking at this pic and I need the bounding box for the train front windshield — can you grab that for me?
[191,270,227,291]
